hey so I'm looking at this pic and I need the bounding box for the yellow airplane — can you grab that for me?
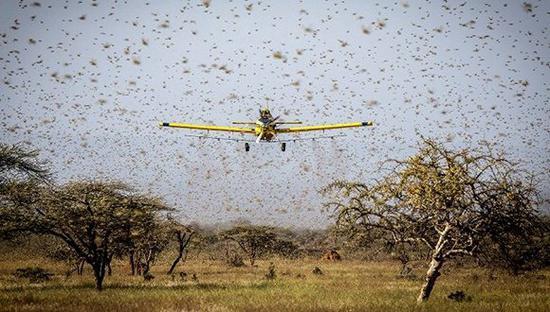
[160,107,373,151]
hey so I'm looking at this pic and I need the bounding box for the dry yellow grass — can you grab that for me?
[0,258,548,312]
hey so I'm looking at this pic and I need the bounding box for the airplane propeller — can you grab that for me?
[269,116,280,125]
[257,116,280,142]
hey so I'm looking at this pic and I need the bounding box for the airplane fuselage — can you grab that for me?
[255,118,277,141]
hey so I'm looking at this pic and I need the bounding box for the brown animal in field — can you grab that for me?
[321,250,341,261]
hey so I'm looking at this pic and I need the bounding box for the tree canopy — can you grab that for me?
[221,225,278,265]
[0,143,49,186]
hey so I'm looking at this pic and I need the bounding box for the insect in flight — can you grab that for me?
[160,107,373,151]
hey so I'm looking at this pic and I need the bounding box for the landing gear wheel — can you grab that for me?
[245,143,250,152]
[281,142,286,152]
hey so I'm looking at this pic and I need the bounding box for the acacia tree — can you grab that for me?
[0,143,50,240]
[129,217,173,277]
[0,143,49,186]
[221,225,277,265]
[477,214,548,274]
[1,180,171,290]
[323,139,542,302]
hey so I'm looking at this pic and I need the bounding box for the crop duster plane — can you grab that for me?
[160,107,373,151]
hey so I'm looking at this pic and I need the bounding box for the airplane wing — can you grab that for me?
[276,121,373,133]
[160,122,256,134]
[169,133,347,143]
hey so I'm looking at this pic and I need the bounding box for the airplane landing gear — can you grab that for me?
[245,142,250,152]
[281,142,286,152]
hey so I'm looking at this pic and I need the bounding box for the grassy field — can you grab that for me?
[0,258,548,312]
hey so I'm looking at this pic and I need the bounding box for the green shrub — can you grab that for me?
[13,267,53,283]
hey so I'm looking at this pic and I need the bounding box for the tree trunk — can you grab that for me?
[77,259,85,275]
[92,262,106,291]
[142,262,150,276]
[142,248,154,275]
[167,254,182,275]
[135,251,143,275]
[129,251,135,275]
[136,261,142,276]
[417,257,444,302]
[167,231,193,274]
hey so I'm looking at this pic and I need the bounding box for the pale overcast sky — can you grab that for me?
[1,0,548,228]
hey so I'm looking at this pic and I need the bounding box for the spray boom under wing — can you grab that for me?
[232,121,258,125]
[274,121,302,124]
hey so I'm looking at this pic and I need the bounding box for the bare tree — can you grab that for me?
[323,139,542,302]
[167,222,194,275]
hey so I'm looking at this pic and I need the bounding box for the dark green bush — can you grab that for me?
[13,267,53,283]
